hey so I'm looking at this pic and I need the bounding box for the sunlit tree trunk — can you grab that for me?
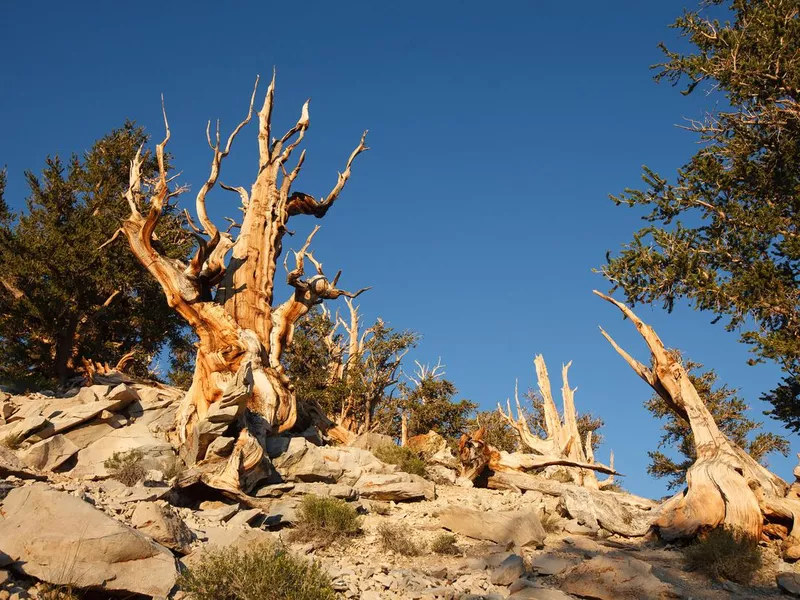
[119,76,367,493]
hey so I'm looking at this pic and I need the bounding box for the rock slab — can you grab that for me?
[560,555,673,600]
[131,501,194,554]
[439,505,546,548]
[0,483,177,597]
[490,554,525,585]
[20,434,79,471]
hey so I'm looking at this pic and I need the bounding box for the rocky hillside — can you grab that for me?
[1,381,799,599]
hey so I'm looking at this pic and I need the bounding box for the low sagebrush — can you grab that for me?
[178,541,336,600]
[683,527,762,584]
[374,444,427,477]
[430,532,459,555]
[288,495,361,546]
[103,449,147,486]
[377,522,421,556]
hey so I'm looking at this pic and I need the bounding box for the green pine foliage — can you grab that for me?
[395,374,477,441]
[468,410,519,452]
[0,123,193,387]
[601,0,800,430]
[284,308,419,431]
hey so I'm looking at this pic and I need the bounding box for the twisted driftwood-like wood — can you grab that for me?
[117,75,368,494]
[496,355,615,488]
[596,290,800,559]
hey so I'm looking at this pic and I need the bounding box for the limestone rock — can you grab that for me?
[561,555,673,600]
[355,472,435,502]
[510,587,573,599]
[20,434,79,471]
[349,432,394,452]
[72,421,173,479]
[490,554,525,585]
[291,481,358,500]
[228,508,265,528]
[0,446,46,481]
[425,464,457,485]
[270,437,343,483]
[0,483,177,597]
[778,572,800,596]
[439,505,546,548]
[131,501,194,554]
[531,555,573,576]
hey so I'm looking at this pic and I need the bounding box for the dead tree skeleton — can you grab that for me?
[496,355,614,489]
[457,356,618,486]
[117,75,368,494]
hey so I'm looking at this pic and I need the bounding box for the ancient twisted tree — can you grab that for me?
[596,290,800,558]
[119,75,369,494]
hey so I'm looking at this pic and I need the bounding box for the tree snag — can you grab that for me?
[496,355,615,489]
[595,290,800,557]
[120,76,368,494]
[457,358,618,487]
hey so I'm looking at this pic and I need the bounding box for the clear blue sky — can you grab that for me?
[2,1,795,499]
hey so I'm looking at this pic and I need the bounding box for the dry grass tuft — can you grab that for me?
[431,532,460,555]
[376,522,421,556]
[103,448,147,486]
[2,431,24,450]
[539,510,563,534]
[683,527,762,584]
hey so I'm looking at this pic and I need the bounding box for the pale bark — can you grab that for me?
[457,426,619,485]
[595,290,800,556]
[119,78,367,493]
[496,355,614,487]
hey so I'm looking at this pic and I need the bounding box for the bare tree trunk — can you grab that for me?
[595,290,800,557]
[118,77,367,494]
[495,355,614,488]
[457,426,618,484]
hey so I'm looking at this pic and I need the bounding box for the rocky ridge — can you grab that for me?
[0,381,798,599]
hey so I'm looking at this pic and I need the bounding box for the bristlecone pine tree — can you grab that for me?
[601,0,800,430]
[646,359,788,490]
[596,290,800,558]
[117,76,370,494]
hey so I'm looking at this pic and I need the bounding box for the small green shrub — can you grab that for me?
[178,541,335,600]
[431,532,459,555]
[683,527,762,584]
[374,444,427,477]
[103,449,147,486]
[377,522,421,556]
[289,495,360,546]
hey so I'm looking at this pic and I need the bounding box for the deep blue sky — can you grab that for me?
[2,1,795,499]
